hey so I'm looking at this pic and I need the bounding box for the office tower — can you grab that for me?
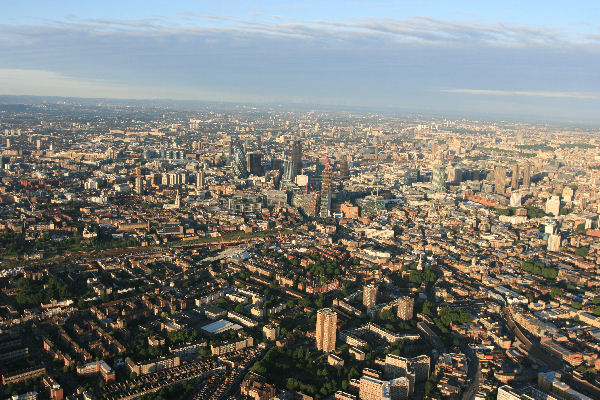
[396,296,414,321]
[320,160,333,218]
[511,163,520,190]
[446,166,457,183]
[196,170,205,188]
[135,176,143,194]
[271,158,283,171]
[291,139,302,176]
[282,160,297,182]
[363,284,378,308]
[319,190,331,218]
[494,165,506,195]
[547,234,561,252]
[247,152,263,176]
[339,155,350,180]
[232,140,248,178]
[545,196,561,216]
[316,308,337,352]
[405,168,420,185]
[358,195,386,219]
[431,165,445,192]
[523,163,531,188]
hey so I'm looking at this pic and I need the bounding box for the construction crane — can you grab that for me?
[305,183,318,198]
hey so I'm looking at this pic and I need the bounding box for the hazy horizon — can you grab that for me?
[1,1,599,121]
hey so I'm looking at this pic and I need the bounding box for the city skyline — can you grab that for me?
[1,2,600,399]
[1,100,600,399]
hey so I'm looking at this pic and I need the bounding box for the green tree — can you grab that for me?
[422,300,433,317]
[575,246,589,257]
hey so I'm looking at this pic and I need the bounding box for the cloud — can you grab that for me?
[442,88,600,99]
[0,14,598,120]
[9,12,586,46]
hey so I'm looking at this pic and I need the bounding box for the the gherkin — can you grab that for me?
[232,140,248,178]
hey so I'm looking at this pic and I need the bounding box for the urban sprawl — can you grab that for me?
[0,100,599,400]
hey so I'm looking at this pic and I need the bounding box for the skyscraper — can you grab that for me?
[196,170,205,188]
[339,155,350,181]
[291,140,302,176]
[247,152,263,176]
[397,296,414,321]
[270,158,283,172]
[320,159,333,218]
[316,308,337,352]
[231,140,248,178]
[523,162,531,188]
[282,160,297,182]
[363,284,378,308]
[511,163,520,190]
[494,166,506,195]
[135,176,143,194]
[431,165,445,192]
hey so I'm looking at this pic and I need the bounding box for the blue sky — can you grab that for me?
[1,1,599,121]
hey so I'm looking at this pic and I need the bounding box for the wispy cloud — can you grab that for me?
[12,13,586,46]
[442,88,600,99]
[0,13,598,120]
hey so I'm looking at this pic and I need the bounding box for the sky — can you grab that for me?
[1,1,599,121]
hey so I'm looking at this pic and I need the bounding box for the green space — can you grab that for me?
[250,345,367,399]
[139,379,199,400]
[0,229,138,257]
[15,276,71,307]
[521,260,558,280]
[575,246,589,257]
[495,206,547,219]
[434,307,473,334]
[516,144,554,152]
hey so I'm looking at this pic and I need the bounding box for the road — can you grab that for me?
[423,271,481,400]
[502,307,563,370]
[460,338,481,400]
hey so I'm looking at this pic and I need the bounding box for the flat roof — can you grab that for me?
[201,319,241,334]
